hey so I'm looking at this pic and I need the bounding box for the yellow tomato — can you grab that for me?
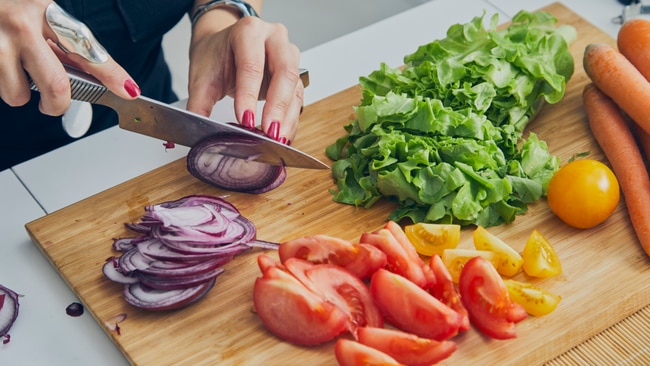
[522,229,562,278]
[504,279,561,317]
[404,223,460,257]
[441,248,500,283]
[472,226,523,277]
[547,159,620,229]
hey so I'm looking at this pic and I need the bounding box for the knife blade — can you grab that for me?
[32,66,327,170]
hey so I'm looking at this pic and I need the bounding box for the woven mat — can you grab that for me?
[546,305,650,365]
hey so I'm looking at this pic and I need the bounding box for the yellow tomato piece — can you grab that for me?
[472,226,523,277]
[504,279,561,317]
[404,223,460,257]
[522,229,562,278]
[442,248,500,283]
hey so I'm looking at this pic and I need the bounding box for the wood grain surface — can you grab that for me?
[26,3,650,365]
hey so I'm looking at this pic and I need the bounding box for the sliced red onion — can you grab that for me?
[187,133,287,194]
[0,284,20,343]
[123,279,216,311]
[104,195,278,311]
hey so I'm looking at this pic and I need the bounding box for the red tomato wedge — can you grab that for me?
[360,222,434,289]
[254,255,382,344]
[458,256,527,340]
[370,268,462,341]
[335,338,404,366]
[428,254,470,332]
[357,327,456,366]
[278,235,387,279]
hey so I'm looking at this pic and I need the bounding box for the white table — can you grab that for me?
[2,1,635,364]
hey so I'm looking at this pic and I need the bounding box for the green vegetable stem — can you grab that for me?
[326,10,574,227]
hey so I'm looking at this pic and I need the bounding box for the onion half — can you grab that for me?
[104,195,277,311]
[187,133,286,194]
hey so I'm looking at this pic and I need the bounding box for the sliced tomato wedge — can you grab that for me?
[253,258,348,345]
[278,235,387,279]
[361,222,434,289]
[370,268,462,341]
[283,257,383,336]
[335,338,404,366]
[458,256,527,340]
[504,279,562,317]
[254,255,382,344]
[428,254,470,332]
[522,229,562,278]
[357,327,456,366]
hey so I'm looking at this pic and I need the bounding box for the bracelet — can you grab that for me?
[191,0,259,26]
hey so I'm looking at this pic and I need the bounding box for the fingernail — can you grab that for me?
[268,121,280,141]
[242,109,255,129]
[279,137,291,145]
[124,79,141,97]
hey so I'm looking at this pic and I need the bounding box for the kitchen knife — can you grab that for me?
[31,66,327,170]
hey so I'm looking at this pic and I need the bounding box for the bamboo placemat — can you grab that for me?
[547,305,650,365]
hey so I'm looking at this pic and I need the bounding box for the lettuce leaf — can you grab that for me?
[326,10,571,227]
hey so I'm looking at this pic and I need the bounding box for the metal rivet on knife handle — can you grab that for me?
[45,3,109,64]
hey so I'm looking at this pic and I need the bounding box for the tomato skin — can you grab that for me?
[253,265,348,345]
[370,268,462,341]
[522,229,562,278]
[458,256,527,340]
[357,327,456,366]
[335,338,404,366]
[254,255,382,345]
[547,159,620,229]
[404,223,460,257]
[361,223,434,289]
[428,254,470,332]
[473,226,523,277]
[278,235,387,279]
[504,279,562,317]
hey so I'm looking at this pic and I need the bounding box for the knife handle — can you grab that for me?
[29,65,109,105]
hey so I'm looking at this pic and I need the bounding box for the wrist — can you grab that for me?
[191,0,259,26]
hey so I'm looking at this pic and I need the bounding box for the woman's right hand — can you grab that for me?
[0,0,141,116]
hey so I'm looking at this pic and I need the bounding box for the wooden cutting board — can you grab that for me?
[26,3,650,365]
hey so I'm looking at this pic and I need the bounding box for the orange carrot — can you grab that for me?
[618,18,650,81]
[583,43,650,136]
[631,121,650,164]
[583,83,650,257]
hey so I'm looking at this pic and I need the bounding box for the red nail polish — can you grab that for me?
[268,121,280,141]
[242,109,255,129]
[279,137,291,145]
[124,79,141,97]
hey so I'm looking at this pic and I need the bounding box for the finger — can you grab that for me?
[0,42,32,108]
[271,80,304,144]
[186,59,231,117]
[258,38,301,139]
[229,17,268,124]
[52,43,141,100]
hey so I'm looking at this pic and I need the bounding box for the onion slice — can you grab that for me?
[0,284,20,343]
[187,133,287,194]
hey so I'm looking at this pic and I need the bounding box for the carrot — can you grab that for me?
[632,121,650,164]
[583,43,650,136]
[618,18,650,81]
[582,83,650,258]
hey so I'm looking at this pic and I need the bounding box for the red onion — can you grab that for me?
[104,195,277,311]
[65,302,84,317]
[0,284,20,344]
[187,133,287,194]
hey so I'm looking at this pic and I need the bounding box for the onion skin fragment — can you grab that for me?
[0,284,20,343]
[187,133,286,194]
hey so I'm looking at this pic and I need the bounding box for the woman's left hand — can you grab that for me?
[186,13,303,145]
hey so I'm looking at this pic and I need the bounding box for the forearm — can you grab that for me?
[190,0,263,39]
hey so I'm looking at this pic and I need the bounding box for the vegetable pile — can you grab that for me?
[103,195,275,311]
[0,284,20,344]
[326,10,576,227]
[582,18,650,257]
[253,222,563,365]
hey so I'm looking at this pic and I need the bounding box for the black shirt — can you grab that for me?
[1,0,194,170]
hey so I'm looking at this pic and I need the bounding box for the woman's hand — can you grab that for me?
[186,10,303,144]
[0,0,140,116]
